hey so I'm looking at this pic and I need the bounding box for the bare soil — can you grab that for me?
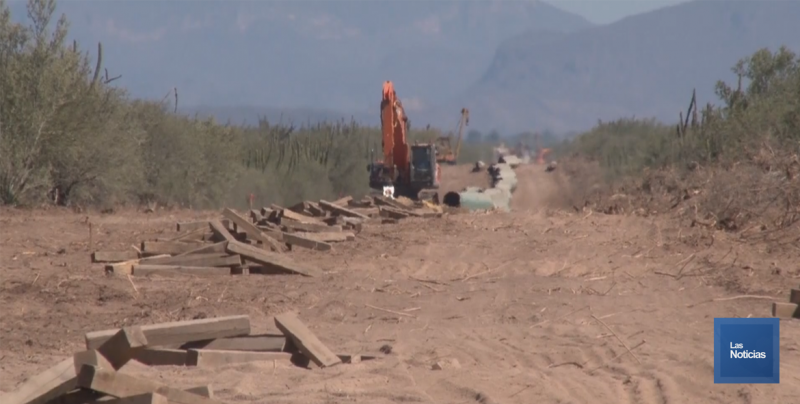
[2,163,800,404]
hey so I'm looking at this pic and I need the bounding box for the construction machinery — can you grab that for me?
[435,108,469,165]
[534,133,552,165]
[367,81,441,202]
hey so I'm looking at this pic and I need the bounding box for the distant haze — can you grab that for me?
[7,0,798,134]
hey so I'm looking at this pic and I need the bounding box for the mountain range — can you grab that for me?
[7,0,800,133]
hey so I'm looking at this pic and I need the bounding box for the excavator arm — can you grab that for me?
[380,81,409,182]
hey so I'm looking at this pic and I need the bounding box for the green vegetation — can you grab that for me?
[0,0,492,209]
[561,46,800,178]
[559,46,800,233]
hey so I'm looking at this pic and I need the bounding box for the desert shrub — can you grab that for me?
[561,46,800,234]
[0,0,493,210]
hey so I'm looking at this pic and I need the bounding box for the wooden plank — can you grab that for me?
[306,202,325,217]
[249,209,263,223]
[43,389,104,404]
[338,353,377,363]
[51,385,212,404]
[133,265,236,277]
[172,242,228,257]
[176,221,210,232]
[208,220,236,243]
[274,312,341,368]
[295,232,354,243]
[95,326,148,370]
[140,241,200,256]
[318,200,369,219]
[283,233,332,252]
[103,254,169,276]
[772,302,800,318]
[139,252,240,268]
[103,393,168,404]
[91,251,139,263]
[85,315,251,350]
[180,334,286,352]
[2,357,77,404]
[280,208,320,224]
[279,218,340,233]
[76,365,222,404]
[72,350,113,374]
[133,348,190,366]
[347,199,373,208]
[331,196,353,206]
[221,208,282,252]
[187,349,292,367]
[185,386,214,399]
[226,240,320,277]
[790,289,800,304]
[169,227,207,242]
[288,201,311,214]
[378,206,410,220]
[373,196,413,211]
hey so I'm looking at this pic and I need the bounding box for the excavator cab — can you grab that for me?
[409,144,437,185]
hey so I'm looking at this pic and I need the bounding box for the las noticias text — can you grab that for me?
[729,343,767,359]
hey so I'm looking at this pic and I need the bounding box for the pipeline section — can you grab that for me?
[443,155,520,212]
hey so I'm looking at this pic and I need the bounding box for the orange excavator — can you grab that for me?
[435,108,469,165]
[367,81,441,202]
[534,133,552,165]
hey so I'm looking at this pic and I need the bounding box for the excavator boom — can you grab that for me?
[370,81,440,202]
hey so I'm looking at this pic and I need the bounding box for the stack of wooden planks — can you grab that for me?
[93,195,441,279]
[2,313,375,404]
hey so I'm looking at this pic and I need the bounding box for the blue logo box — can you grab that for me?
[714,318,780,384]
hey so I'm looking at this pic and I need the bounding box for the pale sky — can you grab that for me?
[547,0,691,24]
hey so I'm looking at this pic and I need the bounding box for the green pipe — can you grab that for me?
[443,188,511,212]
[441,162,517,211]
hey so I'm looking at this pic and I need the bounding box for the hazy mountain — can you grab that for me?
[443,0,800,133]
[7,0,593,127]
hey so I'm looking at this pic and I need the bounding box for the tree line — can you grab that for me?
[0,0,493,210]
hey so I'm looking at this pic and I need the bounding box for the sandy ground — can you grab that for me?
[2,164,800,404]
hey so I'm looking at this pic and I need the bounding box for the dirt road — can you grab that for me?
[1,164,799,403]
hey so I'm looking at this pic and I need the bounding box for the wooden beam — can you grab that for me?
[282,233,332,252]
[221,208,282,252]
[318,200,369,219]
[76,365,222,404]
[208,220,236,243]
[226,240,320,277]
[91,251,139,263]
[280,218,340,233]
[295,232,354,243]
[171,241,228,257]
[280,208,320,224]
[95,326,148,370]
[133,348,190,366]
[331,196,353,206]
[176,221,210,232]
[139,253,240,268]
[51,385,213,404]
[180,334,286,352]
[274,312,341,368]
[187,349,292,367]
[140,241,201,256]
[2,358,77,404]
[133,265,238,277]
[102,393,168,404]
[85,315,250,350]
